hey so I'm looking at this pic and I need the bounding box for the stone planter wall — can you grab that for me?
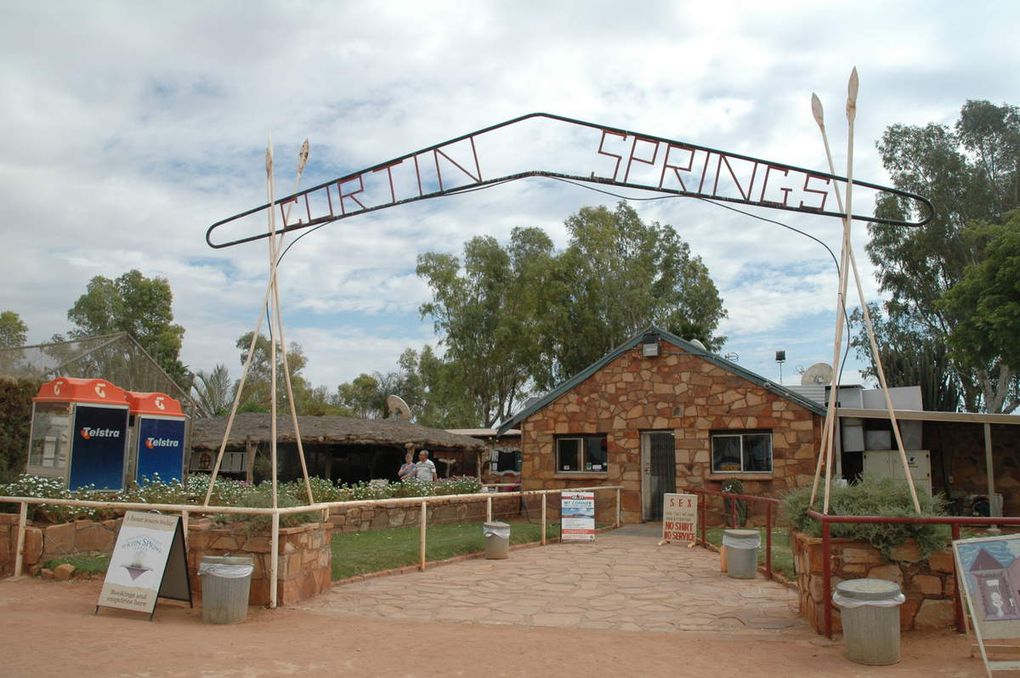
[0,513,332,607]
[328,494,523,533]
[792,531,957,635]
[187,519,332,607]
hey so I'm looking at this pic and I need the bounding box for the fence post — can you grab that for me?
[541,493,547,545]
[419,500,427,571]
[700,491,706,546]
[822,518,832,639]
[269,510,280,609]
[765,503,773,580]
[14,501,27,577]
[616,488,621,528]
[486,495,492,523]
[952,523,964,633]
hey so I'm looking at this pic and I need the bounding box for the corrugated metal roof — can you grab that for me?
[497,325,826,434]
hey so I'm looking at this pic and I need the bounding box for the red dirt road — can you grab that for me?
[0,577,983,677]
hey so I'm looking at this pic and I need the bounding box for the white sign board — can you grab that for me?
[561,491,596,542]
[662,493,698,544]
[954,534,1020,674]
[97,511,191,619]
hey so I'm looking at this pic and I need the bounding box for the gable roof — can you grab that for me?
[497,325,825,433]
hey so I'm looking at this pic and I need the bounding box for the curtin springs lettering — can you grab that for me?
[80,427,121,440]
[144,437,180,449]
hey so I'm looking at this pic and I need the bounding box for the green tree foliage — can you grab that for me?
[547,203,725,381]
[417,203,726,425]
[941,215,1020,412]
[66,270,189,387]
[191,364,234,417]
[863,100,1020,412]
[234,332,309,413]
[335,373,386,418]
[418,227,557,426]
[0,378,37,483]
[0,311,28,348]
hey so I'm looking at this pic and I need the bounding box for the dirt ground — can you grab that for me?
[0,577,986,677]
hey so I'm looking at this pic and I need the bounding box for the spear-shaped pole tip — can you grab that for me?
[846,67,859,122]
[265,139,274,177]
[298,139,310,173]
[811,93,825,130]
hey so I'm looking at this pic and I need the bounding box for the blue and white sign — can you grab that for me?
[68,405,129,490]
[135,417,186,484]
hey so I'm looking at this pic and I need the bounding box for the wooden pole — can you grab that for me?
[616,487,621,527]
[811,81,921,514]
[14,501,27,577]
[269,510,280,609]
[266,142,279,513]
[486,495,492,523]
[419,500,427,571]
[541,494,547,545]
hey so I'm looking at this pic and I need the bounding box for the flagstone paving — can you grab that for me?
[299,524,804,634]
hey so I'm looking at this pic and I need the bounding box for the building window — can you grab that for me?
[556,434,608,472]
[711,431,772,473]
[493,449,522,473]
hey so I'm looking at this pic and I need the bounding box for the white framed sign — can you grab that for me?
[97,511,191,620]
[662,493,698,544]
[954,534,1020,675]
[561,491,595,542]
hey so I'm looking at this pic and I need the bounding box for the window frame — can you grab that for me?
[555,434,608,473]
[710,430,773,474]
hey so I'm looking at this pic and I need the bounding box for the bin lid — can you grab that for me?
[722,529,761,548]
[484,522,510,529]
[200,555,254,566]
[835,578,902,602]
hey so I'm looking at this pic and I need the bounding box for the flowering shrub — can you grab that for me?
[1,472,485,526]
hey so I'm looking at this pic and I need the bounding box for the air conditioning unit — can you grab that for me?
[862,449,931,495]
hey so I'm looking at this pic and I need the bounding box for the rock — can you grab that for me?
[53,563,75,581]
[914,599,956,630]
[867,564,904,586]
[40,568,54,580]
[911,574,943,596]
[890,540,921,563]
[927,550,955,574]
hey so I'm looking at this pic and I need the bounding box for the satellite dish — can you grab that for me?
[386,395,412,420]
[801,363,835,386]
[688,338,707,352]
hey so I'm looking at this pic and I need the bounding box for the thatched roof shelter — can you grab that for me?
[190,413,486,452]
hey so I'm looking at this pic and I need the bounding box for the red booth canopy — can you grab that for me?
[33,377,128,406]
[125,391,184,417]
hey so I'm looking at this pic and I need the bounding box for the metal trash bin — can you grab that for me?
[722,529,760,579]
[483,521,511,559]
[199,555,254,624]
[833,578,905,665]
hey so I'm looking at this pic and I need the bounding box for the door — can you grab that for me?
[641,431,676,521]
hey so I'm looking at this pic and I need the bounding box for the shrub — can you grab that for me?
[782,475,948,558]
[721,478,748,527]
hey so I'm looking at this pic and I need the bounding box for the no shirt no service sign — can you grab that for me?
[662,493,698,545]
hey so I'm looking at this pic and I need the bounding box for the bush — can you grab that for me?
[782,475,948,558]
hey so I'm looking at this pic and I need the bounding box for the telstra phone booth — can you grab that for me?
[126,391,188,485]
[27,377,131,491]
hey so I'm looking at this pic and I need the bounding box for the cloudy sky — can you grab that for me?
[1,1,1017,405]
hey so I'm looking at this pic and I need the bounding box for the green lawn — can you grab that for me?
[331,520,561,581]
[705,527,795,581]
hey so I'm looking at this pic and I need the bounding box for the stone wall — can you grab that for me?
[0,513,332,607]
[521,343,821,524]
[328,494,523,533]
[926,422,1020,516]
[792,531,957,634]
[187,519,332,607]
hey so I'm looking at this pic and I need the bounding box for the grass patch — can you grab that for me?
[706,527,795,581]
[42,551,110,576]
[331,519,561,581]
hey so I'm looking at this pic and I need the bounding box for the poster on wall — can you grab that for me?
[662,493,698,544]
[561,491,596,542]
[953,534,1020,675]
[97,511,191,620]
[135,417,186,483]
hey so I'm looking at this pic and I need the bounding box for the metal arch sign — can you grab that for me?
[206,112,933,249]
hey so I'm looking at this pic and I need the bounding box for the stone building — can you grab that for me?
[499,326,825,524]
